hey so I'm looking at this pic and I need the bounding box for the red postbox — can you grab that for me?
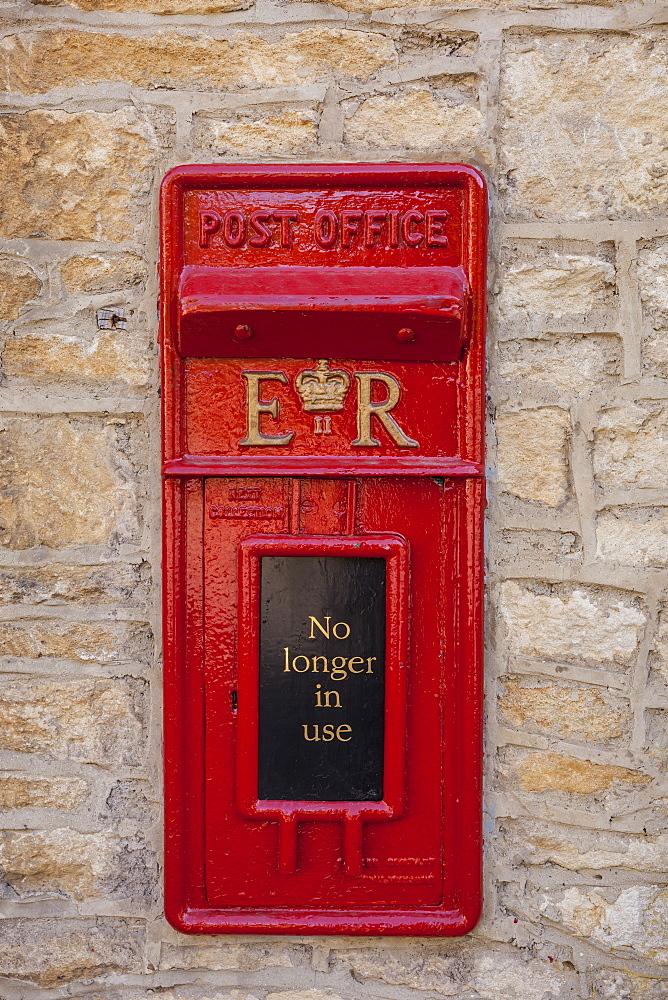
[161,164,486,936]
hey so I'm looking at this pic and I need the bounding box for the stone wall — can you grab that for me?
[1,0,668,993]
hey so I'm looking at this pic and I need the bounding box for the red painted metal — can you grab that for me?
[161,163,487,936]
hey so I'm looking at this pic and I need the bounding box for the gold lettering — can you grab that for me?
[302,725,319,741]
[312,655,328,673]
[352,372,419,449]
[292,655,310,672]
[330,656,348,681]
[367,656,377,673]
[283,646,290,672]
[321,724,336,741]
[348,656,364,673]
[336,724,352,742]
[239,372,294,447]
[332,621,351,639]
[309,615,330,639]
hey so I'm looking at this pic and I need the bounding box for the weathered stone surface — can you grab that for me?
[60,253,147,295]
[0,258,41,322]
[0,828,118,899]
[498,675,630,743]
[0,774,88,811]
[0,677,147,765]
[105,779,157,826]
[592,968,668,997]
[515,751,649,793]
[499,581,646,666]
[0,110,165,242]
[653,610,668,686]
[593,402,668,489]
[638,239,668,377]
[500,32,668,220]
[0,561,150,606]
[496,335,619,393]
[0,917,144,984]
[490,528,582,564]
[0,619,152,664]
[597,507,668,566]
[495,407,570,505]
[3,331,149,388]
[159,943,307,971]
[645,709,668,771]
[33,0,250,12]
[497,249,616,318]
[1,29,394,95]
[344,88,482,150]
[194,109,318,157]
[0,415,145,550]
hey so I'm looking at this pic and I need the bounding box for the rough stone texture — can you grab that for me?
[0,562,150,606]
[5,0,668,994]
[344,88,483,151]
[1,30,395,94]
[495,407,570,505]
[0,677,147,764]
[0,917,144,985]
[499,32,668,220]
[0,774,89,811]
[194,109,319,157]
[0,415,145,550]
[0,257,41,322]
[60,253,148,295]
[2,331,150,388]
[0,109,166,241]
[593,402,668,489]
[498,675,631,743]
[499,581,646,666]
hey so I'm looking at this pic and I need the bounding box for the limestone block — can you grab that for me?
[499,581,646,666]
[498,675,630,743]
[344,88,482,151]
[597,507,668,566]
[159,942,307,971]
[0,619,152,664]
[105,779,157,826]
[652,609,668,685]
[0,677,147,765]
[645,710,668,771]
[490,528,582,565]
[513,751,649,794]
[1,29,394,94]
[3,331,150,388]
[497,248,616,319]
[60,253,148,295]
[33,0,250,12]
[194,109,319,157]
[0,414,145,550]
[0,774,88,810]
[499,32,668,220]
[638,239,668,377]
[0,917,144,984]
[0,258,41,322]
[496,335,619,393]
[592,969,668,998]
[593,402,668,489]
[0,562,150,606]
[550,885,668,963]
[0,110,165,242]
[495,407,570,505]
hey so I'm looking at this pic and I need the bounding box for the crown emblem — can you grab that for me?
[295,360,351,412]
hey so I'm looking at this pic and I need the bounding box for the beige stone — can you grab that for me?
[0,414,144,550]
[638,240,668,376]
[0,562,149,606]
[499,581,646,666]
[345,89,482,150]
[0,677,147,765]
[491,527,582,564]
[0,917,144,984]
[159,943,305,971]
[504,819,668,873]
[597,508,668,566]
[195,110,318,157]
[0,110,164,241]
[0,619,152,664]
[3,331,149,388]
[495,407,570,505]
[322,0,604,10]
[516,751,650,793]
[498,676,629,742]
[0,828,117,899]
[498,252,615,318]
[1,29,394,95]
[0,774,88,810]
[652,611,668,685]
[60,253,147,295]
[33,0,250,12]
[556,885,668,963]
[0,258,41,322]
[496,335,619,393]
[593,403,668,489]
[500,32,668,220]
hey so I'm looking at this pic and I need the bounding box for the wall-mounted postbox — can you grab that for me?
[161,164,486,936]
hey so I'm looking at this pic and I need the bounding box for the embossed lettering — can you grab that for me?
[314,209,338,248]
[249,210,273,248]
[426,210,449,247]
[239,372,294,447]
[401,209,424,247]
[364,210,386,247]
[341,211,362,248]
[352,372,419,448]
[272,210,299,247]
[199,210,222,248]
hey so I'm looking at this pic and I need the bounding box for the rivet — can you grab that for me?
[396,327,416,343]
[233,324,254,342]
